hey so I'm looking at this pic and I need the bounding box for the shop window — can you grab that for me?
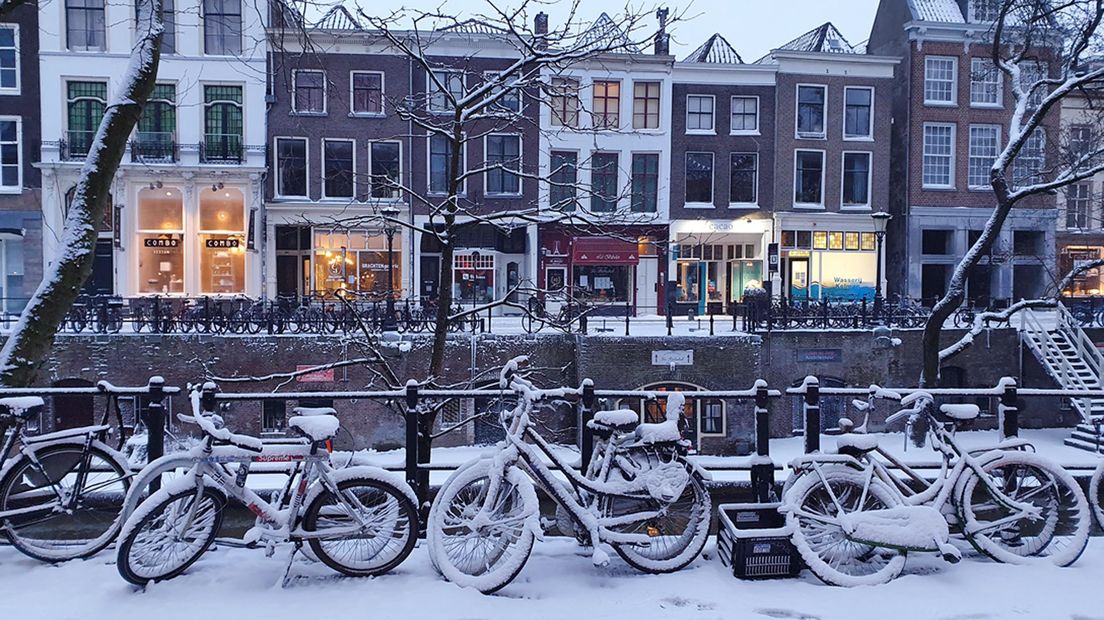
[262,400,286,433]
[1013,230,1044,256]
[794,150,824,205]
[781,230,795,248]
[199,187,246,294]
[323,139,355,199]
[630,153,658,213]
[590,152,618,212]
[351,71,383,115]
[137,187,184,294]
[369,141,401,199]
[921,264,949,301]
[967,263,992,305]
[845,232,860,251]
[454,252,494,304]
[922,229,952,255]
[314,229,401,295]
[860,232,876,251]
[812,231,827,250]
[796,85,826,139]
[1013,264,1045,300]
[828,232,844,250]
[730,153,757,205]
[795,231,812,249]
[968,229,984,248]
[841,153,870,207]
[549,150,577,211]
[576,264,629,302]
[685,152,714,204]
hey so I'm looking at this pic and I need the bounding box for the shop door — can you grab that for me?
[275,255,306,299]
[82,239,114,295]
[636,257,658,315]
[545,267,566,314]
[420,256,440,300]
[506,261,519,303]
[788,257,810,300]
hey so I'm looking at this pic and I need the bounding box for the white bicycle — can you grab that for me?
[116,384,418,585]
[427,357,711,593]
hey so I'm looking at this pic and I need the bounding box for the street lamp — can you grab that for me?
[470,250,481,312]
[379,206,401,332]
[872,211,892,318]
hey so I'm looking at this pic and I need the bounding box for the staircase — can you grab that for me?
[1019,303,1104,451]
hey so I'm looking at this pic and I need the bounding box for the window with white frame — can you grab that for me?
[351,72,383,115]
[794,151,824,205]
[293,71,325,114]
[485,72,521,114]
[549,150,578,211]
[630,153,659,213]
[66,0,105,51]
[139,0,175,54]
[730,96,758,133]
[922,123,955,188]
[969,58,1001,107]
[590,152,619,212]
[322,139,354,199]
[729,153,757,205]
[275,138,307,197]
[796,85,826,139]
[429,134,464,194]
[685,152,714,204]
[429,70,464,113]
[485,135,521,195]
[1018,61,1049,110]
[843,87,873,139]
[968,125,1001,189]
[632,82,660,129]
[592,81,620,130]
[1066,182,1091,229]
[924,56,957,105]
[369,141,401,199]
[0,26,18,92]
[1013,127,1046,188]
[969,0,1001,22]
[686,95,714,132]
[0,118,20,190]
[1070,124,1092,159]
[203,0,242,56]
[701,400,724,435]
[550,77,580,128]
[841,152,870,207]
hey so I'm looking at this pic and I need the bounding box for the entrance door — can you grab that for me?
[82,239,114,295]
[506,261,519,304]
[420,256,440,300]
[636,257,658,315]
[545,266,566,313]
[51,378,95,431]
[788,256,810,300]
[275,255,307,298]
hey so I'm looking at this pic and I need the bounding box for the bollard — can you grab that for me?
[666,302,673,336]
[709,312,714,336]
[579,379,596,471]
[802,376,821,453]
[751,380,774,502]
[403,380,424,532]
[998,377,1018,439]
[624,303,630,336]
[144,376,166,491]
[579,312,587,334]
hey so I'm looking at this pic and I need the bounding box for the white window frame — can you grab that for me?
[321,138,356,200]
[590,79,622,131]
[795,84,827,140]
[483,133,523,197]
[1065,182,1091,230]
[349,70,384,117]
[0,116,21,192]
[427,134,466,196]
[549,76,581,128]
[729,95,759,135]
[728,152,758,208]
[967,124,1001,190]
[1013,127,1047,188]
[685,94,715,134]
[842,86,874,141]
[684,151,715,208]
[840,151,873,210]
[699,399,726,437]
[924,56,958,106]
[367,140,403,201]
[0,24,19,95]
[793,149,826,208]
[922,122,956,189]
[428,70,464,115]
[969,57,1003,108]
[632,81,662,130]
[483,71,522,115]
[291,69,326,115]
[274,136,309,199]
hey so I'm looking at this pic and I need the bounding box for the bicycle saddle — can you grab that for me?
[589,409,639,434]
[0,396,45,419]
[939,403,980,420]
[287,414,340,442]
[292,406,337,417]
[836,433,879,457]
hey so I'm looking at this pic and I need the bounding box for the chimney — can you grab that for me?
[654,7,670,55]
[535,11,549,49]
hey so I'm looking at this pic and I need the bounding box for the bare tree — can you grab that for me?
[920,0,1104,386]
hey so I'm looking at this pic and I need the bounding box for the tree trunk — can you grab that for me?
[0,2,162,386]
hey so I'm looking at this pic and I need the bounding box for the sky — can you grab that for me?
[331,0,883,61]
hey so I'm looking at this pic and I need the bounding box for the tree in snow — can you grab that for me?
[921,0,1104,386]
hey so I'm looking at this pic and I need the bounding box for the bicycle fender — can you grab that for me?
[0,438,131,497]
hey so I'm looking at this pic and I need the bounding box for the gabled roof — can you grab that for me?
[440,18,508,35]
[908,0,965,22]
[312,5,362,31]
[755,22,859,63]
[682,33,744,64]
[577,13,643,54]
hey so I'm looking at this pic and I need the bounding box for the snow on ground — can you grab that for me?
[3,534,1103,620]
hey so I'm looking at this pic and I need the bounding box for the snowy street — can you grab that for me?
[5,534,1103,620]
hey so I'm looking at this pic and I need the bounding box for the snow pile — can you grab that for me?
[287,414,340,441]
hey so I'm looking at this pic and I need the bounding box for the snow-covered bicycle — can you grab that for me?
[116,384,418,586]
[427,357,711,593]
[782,388,1090,586]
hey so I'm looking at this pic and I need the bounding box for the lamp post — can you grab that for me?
[380,206,401,332]
[470,250,481,313]
[872,211,892,319]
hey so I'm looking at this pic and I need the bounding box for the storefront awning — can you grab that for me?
[572,238,639,266]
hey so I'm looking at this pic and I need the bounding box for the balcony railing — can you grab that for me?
[200,134,244,164]
[63,130,97,160]
[130,132,178,163]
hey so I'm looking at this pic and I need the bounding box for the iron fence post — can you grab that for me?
[751,380,774,502]
[144,376,166,491]
[625,303,630,336]
[803,376,821,453]
[709,311,714,336]
[998,377,1018,439]
[579,379,596,472]
[403,380,424,532]
[666,302,673,336]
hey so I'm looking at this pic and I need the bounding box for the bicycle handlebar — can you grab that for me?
[184,390,264,452]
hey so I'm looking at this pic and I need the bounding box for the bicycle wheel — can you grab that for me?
[0,442,130,562]
[958,451,1090,567]
[302,473,418,577]
[603,459,711,573]
[427,459,537,593]
[785,465,907,586]
[116,485,224,586]
[1089,462,1104,529]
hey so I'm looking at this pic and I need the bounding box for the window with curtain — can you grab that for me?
[66,0,105,51]
[485,135,521,195]
[203,0,242,55]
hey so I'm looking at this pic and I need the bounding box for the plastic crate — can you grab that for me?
[716,502,801,579]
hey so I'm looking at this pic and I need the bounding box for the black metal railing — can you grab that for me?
[200,134,244,163]
[130,132,178,163]
[63,130,97,160]
[738,296,933,332]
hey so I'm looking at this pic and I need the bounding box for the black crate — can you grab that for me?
[717,502,801,579]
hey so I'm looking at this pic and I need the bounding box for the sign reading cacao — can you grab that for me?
[205,238,240,249]
[143,238,180,248]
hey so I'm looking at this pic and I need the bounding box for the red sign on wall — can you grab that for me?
[296,366,335,383]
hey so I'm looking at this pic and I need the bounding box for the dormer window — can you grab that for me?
[969,0,1001,23]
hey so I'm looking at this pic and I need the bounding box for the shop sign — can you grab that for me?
[113,204,123,249]
[246,209,256,250]
[205,238,240,249]
[797,348,842,363]
[651,350,694,367]
[707,221,734,232]
[144,238,179,248]
[296,365,334,383]
[768,243,779,272]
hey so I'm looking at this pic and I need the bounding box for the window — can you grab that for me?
[631,153,658,212]
[135,83,176,162]
[968,125,1001,189]
[922,229,952,255]
[701,400,724,435]
[549,151,577,211]
[632,82,660,129]
[592,80,620,130]
[794,150,824,205]
[924,56,957,104]
[1013,128,1046,188]
[66,0,105,51]
[66,81,107,159]
[1013,230,1044,256]
[1018,62,1048,110]
[1070,125,1092,159]
[729,153,757,205]
[199,188,246,294]
[137,187,184,294]
[796,85,826,139]
[970,58,1001,107]
[138,0,175,54]
[0,119,20,190]
[969,0,1000,22]
[486,135,521,195]
[262,401,286,433]
[429,134,464,194]
[730,96,758,133]
[351,72,383,115]
[203,85,243,162]
[485,71,521,114]
[843,87,873,139]
[0,26,19,91]
[590,152,619,212]
[369,142,401,199]
[550,77,580,128]
[293,71,325,114]
[686,95,714,132]
[429,70,464,113]
[203,0,242,55]
[841,152,871,207]
[685,152,714,204]
[323,139,354,199]
[275,138,307,197]
[1066,183,1091,229]
[922,123,955,188]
